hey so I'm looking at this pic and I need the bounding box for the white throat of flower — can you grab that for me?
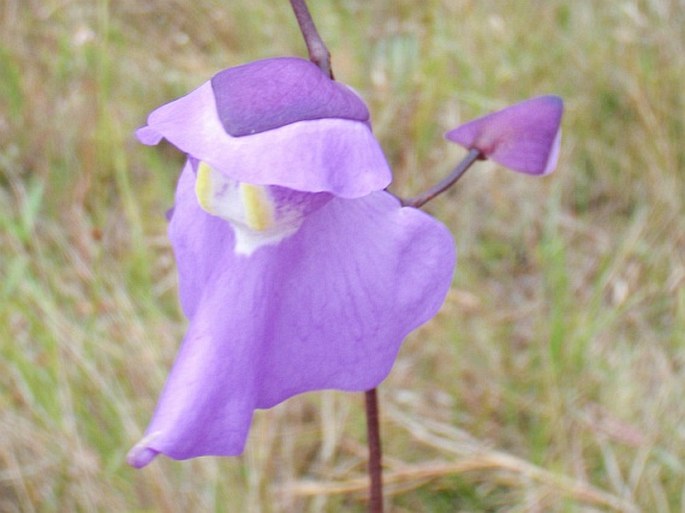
[194,161,308,255]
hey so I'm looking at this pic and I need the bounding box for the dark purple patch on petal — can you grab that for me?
[211,57,369,136]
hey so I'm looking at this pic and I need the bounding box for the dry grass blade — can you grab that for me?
[287,406,641,512]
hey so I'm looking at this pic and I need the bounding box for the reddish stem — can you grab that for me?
[402,149,482,208]
[365,389,383,513]
[288,0,333,78]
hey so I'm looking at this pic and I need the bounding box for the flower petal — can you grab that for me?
[136,63,391,198]
[211,57,369,136]
[445,95,563,175]
[129,163,455,465]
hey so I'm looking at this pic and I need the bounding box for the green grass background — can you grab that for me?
[1,0,684,511]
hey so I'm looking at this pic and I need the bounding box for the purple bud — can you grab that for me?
[445,95,563,175]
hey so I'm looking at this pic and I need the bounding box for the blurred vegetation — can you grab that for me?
[1,0,684,511]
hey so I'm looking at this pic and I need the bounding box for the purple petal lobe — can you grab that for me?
[211,57,369,136]
[127,444,159,469]
[445,95,563,175]
[140,82,390,197]
[129,163,456,465]
[136,125,163,145]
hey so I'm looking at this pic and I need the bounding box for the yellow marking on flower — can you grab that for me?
[195,161,216,214]
[240,183,274,231]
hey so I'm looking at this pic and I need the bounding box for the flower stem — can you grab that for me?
[402,148,483,208]
[365,388,383,513]
[288,0,333,78]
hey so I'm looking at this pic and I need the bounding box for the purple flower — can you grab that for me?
[128,57,456,467]
[445,95,563,175]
